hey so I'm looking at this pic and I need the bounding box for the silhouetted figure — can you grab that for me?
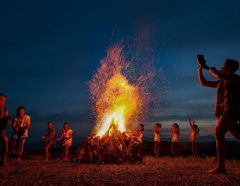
[134,123,144,158]
[171,123,180,157]
[188,117,199,157]
[197,56,240,174]
[11,106,31,161]
[153,123,161,157]
[42,121,56,161]
[56,123,73,161]
[0,93,11,167]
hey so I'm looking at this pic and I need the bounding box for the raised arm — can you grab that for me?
[209,68,240,83]
[198,66,219,88]
[188,118,193,128]
[152,125,157,133]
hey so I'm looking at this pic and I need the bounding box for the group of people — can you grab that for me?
[134,57,240,174]
[134,120,199,159]
[41,122,73,161]
[170,119,200,157]
[1,56,240,174]
[197,57,240,174]
[0,93,74,166]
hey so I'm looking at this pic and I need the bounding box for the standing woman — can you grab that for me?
[11,106,31,161]
[188,117,200,157]
[171,123,180,157]
[0,93,11,167]
[153,123,161,157]
[135,123,144,158]
[42,121,56,161]
[56,123,73,161]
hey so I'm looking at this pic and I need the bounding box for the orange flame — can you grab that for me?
[94,72,142,136]
[89,42,165,137]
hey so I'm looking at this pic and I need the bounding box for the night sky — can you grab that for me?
[1,0,240,143]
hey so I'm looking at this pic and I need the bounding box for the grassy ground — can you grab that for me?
[0,156,240,186]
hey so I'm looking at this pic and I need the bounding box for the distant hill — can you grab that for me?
[143,140,240,159]
[24,136,240,159]
[26,135,216,150]
[25,136,84,150]
[144,135,216,143]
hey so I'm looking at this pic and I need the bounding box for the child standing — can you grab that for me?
[171,123,180,157]
[153,123,161,157]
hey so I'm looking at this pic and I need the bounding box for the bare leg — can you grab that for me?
[11,138,17,155]
[192,140,198,157]
[159,142,161,156]
[153,141,158,157]
[171,142,174,157]
[63,144,70,161]
[171,142,178,157]
[137,143,143,158]
[209,116,231,174]
[44,144,51,161]
[17,138,26,161]
[156,142,159,157]
[1,136,9,167]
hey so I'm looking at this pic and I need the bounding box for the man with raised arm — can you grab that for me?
[197,56,240,174]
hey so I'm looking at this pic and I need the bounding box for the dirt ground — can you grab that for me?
[0,156,240,186]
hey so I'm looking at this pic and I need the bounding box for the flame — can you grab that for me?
[89,42,165,137]
[94,72,141,136]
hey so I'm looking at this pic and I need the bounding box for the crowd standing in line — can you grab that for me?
[0,91,202,167]
[0,91,203,168]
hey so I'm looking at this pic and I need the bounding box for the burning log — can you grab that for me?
[72,123,143,164]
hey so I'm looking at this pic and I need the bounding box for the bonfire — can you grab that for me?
[73,42,165,163]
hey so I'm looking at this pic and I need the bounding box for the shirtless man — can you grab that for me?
[197,57,240,174]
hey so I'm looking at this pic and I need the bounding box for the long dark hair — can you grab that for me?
[0,93,6,98]
[16,106,25,117]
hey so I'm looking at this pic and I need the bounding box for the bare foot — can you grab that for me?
[17,157,21,162]
[63,157,68,161]
[44,158,49,161]
[208,168,227,174]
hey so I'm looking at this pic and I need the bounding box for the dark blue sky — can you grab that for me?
[1,0,240,142]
